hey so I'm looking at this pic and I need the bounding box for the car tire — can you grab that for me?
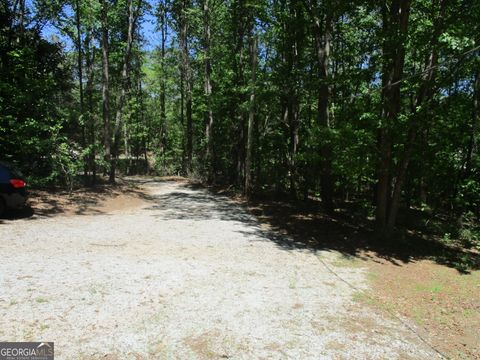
[0,197,5,217]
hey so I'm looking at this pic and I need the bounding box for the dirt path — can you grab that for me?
[0,179,441,359]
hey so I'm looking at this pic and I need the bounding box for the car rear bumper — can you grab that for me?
[2,192,27,209]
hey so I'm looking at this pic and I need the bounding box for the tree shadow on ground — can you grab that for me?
[1,178,157,222]
[249,198,479,273]
[174,183,479,274]
[146,189,257,224]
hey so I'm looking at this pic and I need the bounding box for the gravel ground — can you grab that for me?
[0,179,441,359]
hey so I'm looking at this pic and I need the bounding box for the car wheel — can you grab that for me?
[0,198,5,217]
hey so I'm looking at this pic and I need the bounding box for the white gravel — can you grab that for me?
[0,179,441,359]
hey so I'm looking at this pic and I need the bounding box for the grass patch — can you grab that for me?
[414,282,443,293]
[364,261,480,358]
[352,291,396,313]
[332,254,364,268]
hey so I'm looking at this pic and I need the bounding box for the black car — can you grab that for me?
[0,162,27,216]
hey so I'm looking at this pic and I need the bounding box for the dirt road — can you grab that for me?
[0,179,441,359]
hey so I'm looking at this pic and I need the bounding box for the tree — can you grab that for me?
[307,0,335,212]
[110,0,143,182]
[375,0,411,235]
[245,32,257,195]
[99,0,112,182]
[176,0,193,174]
[202,0,214,181]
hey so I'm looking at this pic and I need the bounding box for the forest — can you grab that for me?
[1,0,480,239]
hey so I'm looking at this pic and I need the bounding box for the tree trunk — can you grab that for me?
[111,0,141,182]
[232,0,247,187]
[282,0,303,199]
[376,0,411,235]
[203,0,214,181]
[180,0,193,174]
[100,0,111,181]
[287,99,300,198]
[85,29,96,185]
[138,79,148,174]
[385,0,444,233]
[18,0,25,39]
[159,0,168,168]
[123,123,130,157]
[387,49,439,231]
[236,117,245,186]
[186,71,193,174]
[245,34,257,196]
[310,2,334,213]
[180,56,186,174]
[465,68,479,177]
[74,0,86,182]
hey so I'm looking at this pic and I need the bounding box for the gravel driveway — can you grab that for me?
[0,179,441,359]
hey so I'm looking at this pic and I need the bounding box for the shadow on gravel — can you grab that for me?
[1,179,158,222]
[146,190,256,224]
[165,183,479,274]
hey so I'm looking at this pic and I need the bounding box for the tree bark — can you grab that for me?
[180,0,193,174]
[111,0,141,182]
[387,46,439,231]
[85,28,96,185]
[100,0,111,181]
[74,0,87,182]
[18,0,25,39]
[287,99,300,197]
[203,0,214,181]
[282,0,303,198]
[245,34,257,196]
[159,0,168,170]
[232,0,247,187]
[465,65,479,177]
[376,0,411,235]
[385,0,444,233]
[309,0,334,213]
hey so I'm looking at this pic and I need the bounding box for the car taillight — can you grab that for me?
[10,179,26,188]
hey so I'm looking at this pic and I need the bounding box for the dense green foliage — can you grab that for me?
[1,0,479,237]
[0,2,74,183]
